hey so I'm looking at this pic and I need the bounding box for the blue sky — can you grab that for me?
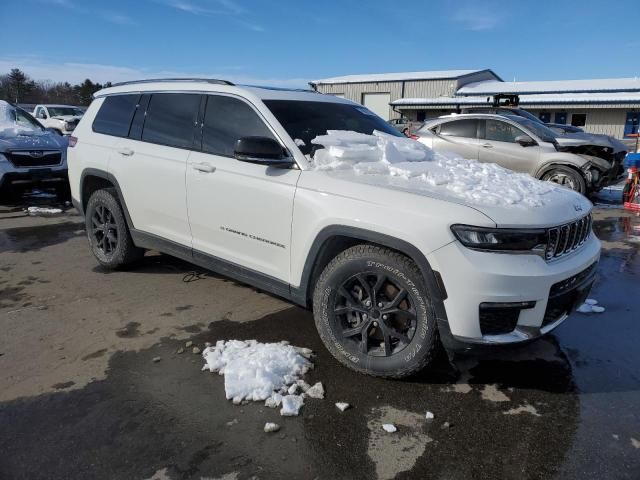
[1,0,639,87]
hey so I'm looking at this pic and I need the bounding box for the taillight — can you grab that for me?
[69,136,78,147]
[409,134,419,140]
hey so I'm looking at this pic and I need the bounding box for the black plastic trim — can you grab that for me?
[295,225,449,313]
[130,229,297,305]
[79,168,135,229]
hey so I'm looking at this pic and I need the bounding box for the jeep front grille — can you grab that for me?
[6,150,62,168]
[545,213,592,260]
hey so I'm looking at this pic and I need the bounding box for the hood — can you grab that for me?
[0,129,68,151]
[556,131,624,152]
[51,115,82,122]
[326,169,592,228]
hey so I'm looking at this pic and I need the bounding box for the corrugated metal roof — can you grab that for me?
[458,77,640,95]
[310,69,489,85]
[391,91,640,107]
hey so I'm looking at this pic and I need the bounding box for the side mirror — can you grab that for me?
[515,135,536,147]
[234,136,294,166]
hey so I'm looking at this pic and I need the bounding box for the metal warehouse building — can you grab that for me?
[310,70,640,140]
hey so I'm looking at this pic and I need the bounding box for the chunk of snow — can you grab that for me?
[425,411,435,420]
[280,395,304,416]
[577,299,605,314]
[294,138,306,147]
[296,379,311,392]
[335,402,351,412]
[382,424,397,433]
[310,130,563,208]
[265,393,283,408]
[202,340,312,403]
[305,382,325,399]
[287,384,299,395]
[264,422,280,433]
[27,206,63,216]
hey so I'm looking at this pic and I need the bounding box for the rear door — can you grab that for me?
[431,119,480,159]
[477,119,539,173]
[186,94,300,283]
[109,92,200,247]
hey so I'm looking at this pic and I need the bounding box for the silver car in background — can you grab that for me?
[416,113,623,194]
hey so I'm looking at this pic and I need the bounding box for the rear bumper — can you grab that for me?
[427,234,601,347]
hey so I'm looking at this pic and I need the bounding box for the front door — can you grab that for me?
[186,94,300,283]
[431,118,480,159]
[477,119,539,174]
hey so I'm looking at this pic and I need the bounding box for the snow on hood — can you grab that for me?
[310,130,567,209]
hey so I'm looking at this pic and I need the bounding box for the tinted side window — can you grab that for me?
[202,95,274,157]
[142,93,200,149]
[93,94,140,137]
[439,119,477,138]
[484,119,525,143]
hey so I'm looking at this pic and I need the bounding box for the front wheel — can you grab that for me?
[312,245,439,378]
[541,166,586,194]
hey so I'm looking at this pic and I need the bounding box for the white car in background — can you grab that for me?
[67,79,600,378]
[33,104,84,135]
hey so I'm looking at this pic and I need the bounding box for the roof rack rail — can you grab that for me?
[110,78,234,87]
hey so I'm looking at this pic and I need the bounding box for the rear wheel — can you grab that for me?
[313,245,439,378]
[85,188,143,269]
[541,166,586,194]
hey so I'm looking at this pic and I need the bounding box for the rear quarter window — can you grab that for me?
[92,94,140,137]
[438,119,478,138]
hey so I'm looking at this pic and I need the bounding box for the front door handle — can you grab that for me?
[192,162,215,173]
[481,143,493,148]
[118,147,135,156]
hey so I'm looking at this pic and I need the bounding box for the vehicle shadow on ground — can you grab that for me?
[0,306,582,480]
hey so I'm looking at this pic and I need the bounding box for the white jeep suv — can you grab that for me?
[68,79,600,378]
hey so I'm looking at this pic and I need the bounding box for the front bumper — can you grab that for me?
[428,233,601,345]
[0,168,68,189]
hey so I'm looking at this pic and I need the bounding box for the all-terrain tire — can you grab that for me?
[85,188,144,269]
[312,244,439,378]
[541,165,587,194]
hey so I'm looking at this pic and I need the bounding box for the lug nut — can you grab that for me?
[382,314,388,320]
[378,302,383,307]
[362,314,368,319]
[373,321,378,327]
[365,300,371,307]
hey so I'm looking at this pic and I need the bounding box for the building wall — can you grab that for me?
[526,107,627,138]
[315,79,459,120]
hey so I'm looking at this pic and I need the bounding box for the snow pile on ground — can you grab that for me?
[310,130,559,207]
[202,340,316,416]
[27,206,63,216]
[577,298,605,313]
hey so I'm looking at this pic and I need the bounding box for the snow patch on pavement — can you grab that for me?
[27,206,63,216]
[480,384,511,402]
[310,130,561,208]
[503,403,541,417]
[202,340,316,415]
[577,298,605,313]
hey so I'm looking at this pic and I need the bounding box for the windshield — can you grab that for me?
[47,106,83,117]
[263,100,402,155]
[0,103,45,137]
[505,115,558,143]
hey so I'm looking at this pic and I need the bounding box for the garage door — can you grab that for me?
[362,93,391,121]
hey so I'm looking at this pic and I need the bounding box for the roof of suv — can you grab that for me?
[94,79,353,104]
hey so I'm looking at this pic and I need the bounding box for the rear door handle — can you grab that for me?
[192,162,215,173]
[118,147,135,156]
[481,143,493,148]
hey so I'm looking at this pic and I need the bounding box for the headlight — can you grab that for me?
[64,121,72,130]
[451,224,548,254]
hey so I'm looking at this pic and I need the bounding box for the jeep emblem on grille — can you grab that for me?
[29,151,44,158]
[574,204,583,212]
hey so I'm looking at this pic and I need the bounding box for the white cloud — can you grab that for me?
[453,5,504,31]
[101,12,138,26]
[0,57,310,89]
[157,0,263,31]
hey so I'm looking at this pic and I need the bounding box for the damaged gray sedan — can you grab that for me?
[416,113,625,194]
